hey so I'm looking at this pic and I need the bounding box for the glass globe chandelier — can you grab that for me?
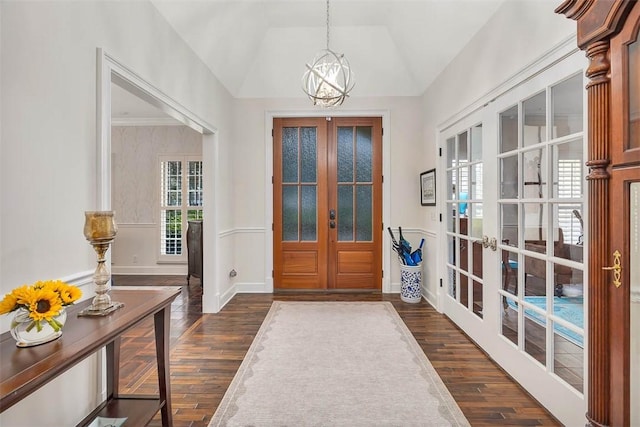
[302,0,355,108]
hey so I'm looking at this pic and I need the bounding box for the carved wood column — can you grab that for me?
[584,39,611,427]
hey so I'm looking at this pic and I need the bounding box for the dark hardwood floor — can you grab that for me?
[113,275,561,426]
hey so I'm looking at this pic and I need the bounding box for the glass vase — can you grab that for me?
[10,307,67,347]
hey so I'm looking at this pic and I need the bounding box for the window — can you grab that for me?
[159,156,203,259]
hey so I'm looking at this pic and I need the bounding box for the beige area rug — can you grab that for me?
[208,301,470,426]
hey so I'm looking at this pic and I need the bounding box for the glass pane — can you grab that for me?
[187,161,203,207]
[471,124,482,161]
[631,183,640,426]
[161,160,182,207]
[458,131,468,161]
[554,331,584,392]
[447,266,456,298]
[460,273,469,307]
[522,203,548,246]
[552,73,584,138]
[500,105,518,153]
[524,254,546,297]
[553,202,584,249]
[458,166,470,202]
[355,127,372,182]
[300,185,317,241]
[446,203,456,233]
[460,237,469,273]
[523,148,547,199]
[501,203,519,248]
[282,128,299,183]
[161,209,182,255]
[630,40,640,150]
[471,163,483,200]
[300,127,317,183]
[282,186,298,241]
[500,155,518,198]
[502,295,519,346]
[356,185,372,241]
[337,127,354,183]
[473,280,483,318]
[554,264,583,298]
[472,241,483,278]
[552,139,583,199]
[523,91,547,147]
[552,291,584,332]
[469,202,483,239]
[446,137,456,167]
[524,306,547,367]
[502,248,518,297]
[446,170,455,202]
[447,234,456,266]
[337,185,353,241]
[187,209,203,221]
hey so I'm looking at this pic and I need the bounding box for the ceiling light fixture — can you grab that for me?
[302,0,354,108]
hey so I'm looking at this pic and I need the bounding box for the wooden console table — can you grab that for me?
[0,288,181,426]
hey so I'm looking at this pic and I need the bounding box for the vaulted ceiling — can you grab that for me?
[150,0,506,99]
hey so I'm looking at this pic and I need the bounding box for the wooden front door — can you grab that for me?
[273,117,382,290]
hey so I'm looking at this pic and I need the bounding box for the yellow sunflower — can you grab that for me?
[24,287,63,323]
[10,284,32,306]
[57,283,82,305]
[0,292,18,315]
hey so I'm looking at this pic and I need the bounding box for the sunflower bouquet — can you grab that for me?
[0,280,82,333]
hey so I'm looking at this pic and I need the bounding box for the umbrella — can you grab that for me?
[411,239,425,265]
[388,227,416,266]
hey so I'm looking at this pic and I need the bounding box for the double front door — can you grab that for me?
[273,117,382,290]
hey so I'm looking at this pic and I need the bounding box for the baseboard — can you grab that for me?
[112,265,188,275]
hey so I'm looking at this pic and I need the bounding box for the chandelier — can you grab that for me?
[302,0,354,108]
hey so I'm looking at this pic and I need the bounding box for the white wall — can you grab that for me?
[111,124,202,275]
[0,2,234,425]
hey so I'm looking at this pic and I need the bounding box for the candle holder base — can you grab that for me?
[78,301,125,317]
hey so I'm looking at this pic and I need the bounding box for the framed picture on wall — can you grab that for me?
[420,169,436,206]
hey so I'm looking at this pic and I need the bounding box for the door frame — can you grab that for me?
[265,110,391,293]
[96,49,220,312]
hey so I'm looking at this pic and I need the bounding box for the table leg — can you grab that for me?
[106,338,121,399]
[154,307,173,427]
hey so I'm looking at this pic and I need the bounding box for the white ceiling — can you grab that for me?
[149,0,506,99]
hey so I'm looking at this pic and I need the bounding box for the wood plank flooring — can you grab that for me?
[114,275,561,426]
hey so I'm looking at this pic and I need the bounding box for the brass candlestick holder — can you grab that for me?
[78,211,124,316]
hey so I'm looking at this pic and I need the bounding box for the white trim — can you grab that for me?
[265,109,391,293]
[111,117,184,127]
[111,265,188,275]
[96,48,219,314]
[437,35,578,132]
[116,223,156,228]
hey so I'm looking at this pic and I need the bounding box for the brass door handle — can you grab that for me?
[482,236,497,251]
[602,249,622,288]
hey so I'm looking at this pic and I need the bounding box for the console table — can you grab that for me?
[0,288,181,426]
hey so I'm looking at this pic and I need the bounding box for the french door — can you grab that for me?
[441,52,587,426]
[273,117,382,290]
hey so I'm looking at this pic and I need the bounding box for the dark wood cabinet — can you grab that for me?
[186,220,202,285]
[557,1,640,425]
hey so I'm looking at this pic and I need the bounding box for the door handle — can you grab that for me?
[602,249,622,288]
[329,209,336,220]
[482,236,497,251]
[329,220,336,229]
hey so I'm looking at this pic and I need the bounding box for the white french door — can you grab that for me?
[439,51,587,426]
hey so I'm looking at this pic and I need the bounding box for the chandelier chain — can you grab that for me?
[326,0,330,50]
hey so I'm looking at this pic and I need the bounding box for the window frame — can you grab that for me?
[157,154,203,263]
